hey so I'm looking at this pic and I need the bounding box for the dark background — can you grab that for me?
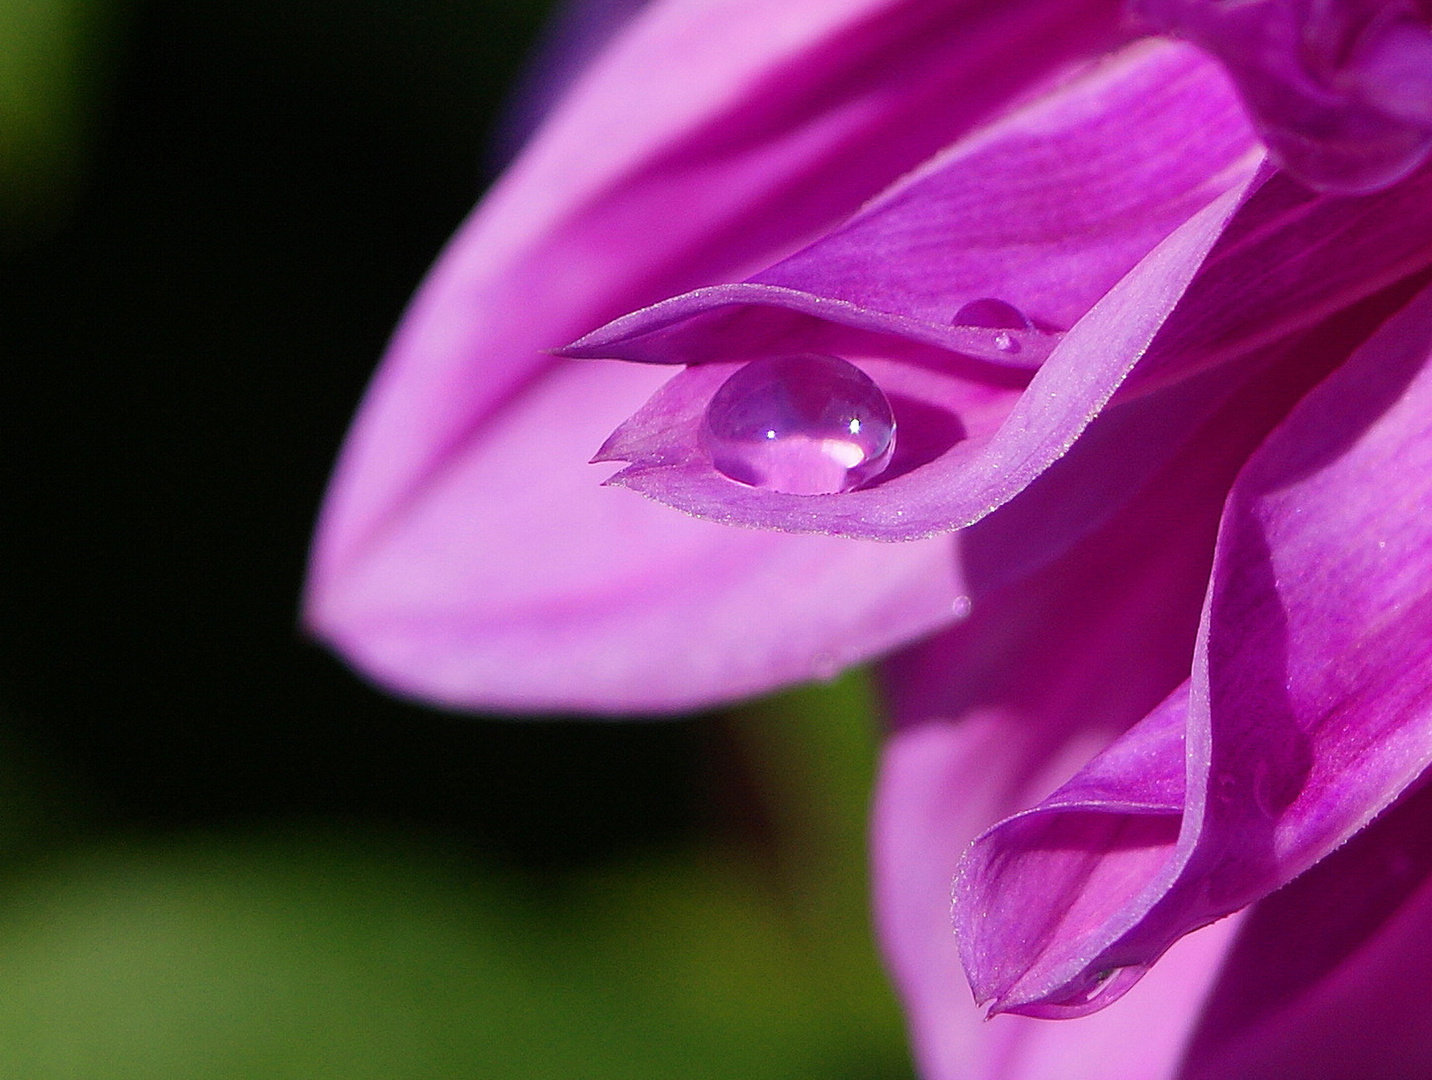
[3,0,706,863]
[0,3,912,1075]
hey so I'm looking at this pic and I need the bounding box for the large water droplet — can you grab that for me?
[701,353,896,495]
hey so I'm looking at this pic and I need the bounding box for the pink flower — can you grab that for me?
[307,2,1432,1076]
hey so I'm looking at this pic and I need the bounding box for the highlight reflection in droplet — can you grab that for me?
[701,353,896,495]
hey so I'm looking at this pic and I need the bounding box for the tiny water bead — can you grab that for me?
[955,297,1033,354]
[954,297,1032,329]
[700,353,896,495]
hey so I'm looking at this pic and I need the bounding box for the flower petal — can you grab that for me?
[956,277,1432,1017]
[871,296,1300,1052]
[587,42,1263,538]
[307,0,1124,711]
[1179,779,1432,1079]
[570,41,1255,359]
[1134,0,1432,193]
[871,353,1286,1067]
[955,685,1191,1019]
[875,714,1241,1080]
[1189,273,1432,923]
[945,306,1356,1017]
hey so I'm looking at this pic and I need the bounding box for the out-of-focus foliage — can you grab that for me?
[0,678,910,1080]
[0,0,117,238]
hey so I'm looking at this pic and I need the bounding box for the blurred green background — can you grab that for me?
[0,1,914,1076]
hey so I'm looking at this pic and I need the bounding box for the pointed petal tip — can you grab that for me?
[550,340,605,361]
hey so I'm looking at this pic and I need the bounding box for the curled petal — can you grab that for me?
[955,686,1191,1019]
[593,148,1432,539]
[956,278,1432,1017]
[872,309,1287,1067]
[307,0,1125,711]
[1191,276,1432,911]
[1134,0,1432,193]
[585,42,1263,539]
[876,715,1242,1080]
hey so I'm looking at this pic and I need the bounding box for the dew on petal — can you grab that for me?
[954,297,1033,330]
[1011,963,1151,1018]
[955,298,1034,355]
[700,353,896,495]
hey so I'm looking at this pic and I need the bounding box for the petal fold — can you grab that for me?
[591,147,1432,544]
[876,712,1241,1080]
[955,278,1432,1018]
[586,42,1263,539]
[1135,0,1432,193]
[954,686,1190,1019]
[307,0,1125,711]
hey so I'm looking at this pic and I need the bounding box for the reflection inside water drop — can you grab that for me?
[701,353,896,495]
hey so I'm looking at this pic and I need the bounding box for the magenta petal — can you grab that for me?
[873,385,1270,1069]
[591,151,1432,542]
[944,321,1344,1015]
[569,42,1256,356]
[308,0,1128,711]
[585,42,1263,539]
[1135,0,1432,193]
[956,279,1432,1017]
[1189,277,1432,902]
[875,715,1241,1080]
[872,302,1290,1054]
[955,684,1191,1020]
[1180,781,1432,1080]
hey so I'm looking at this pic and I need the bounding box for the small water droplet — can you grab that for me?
[954,298,1033,331]
[992,331,1017,353]
[701,354,896,495]
[1051,961,1150,1011]
[951,595,972,620]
